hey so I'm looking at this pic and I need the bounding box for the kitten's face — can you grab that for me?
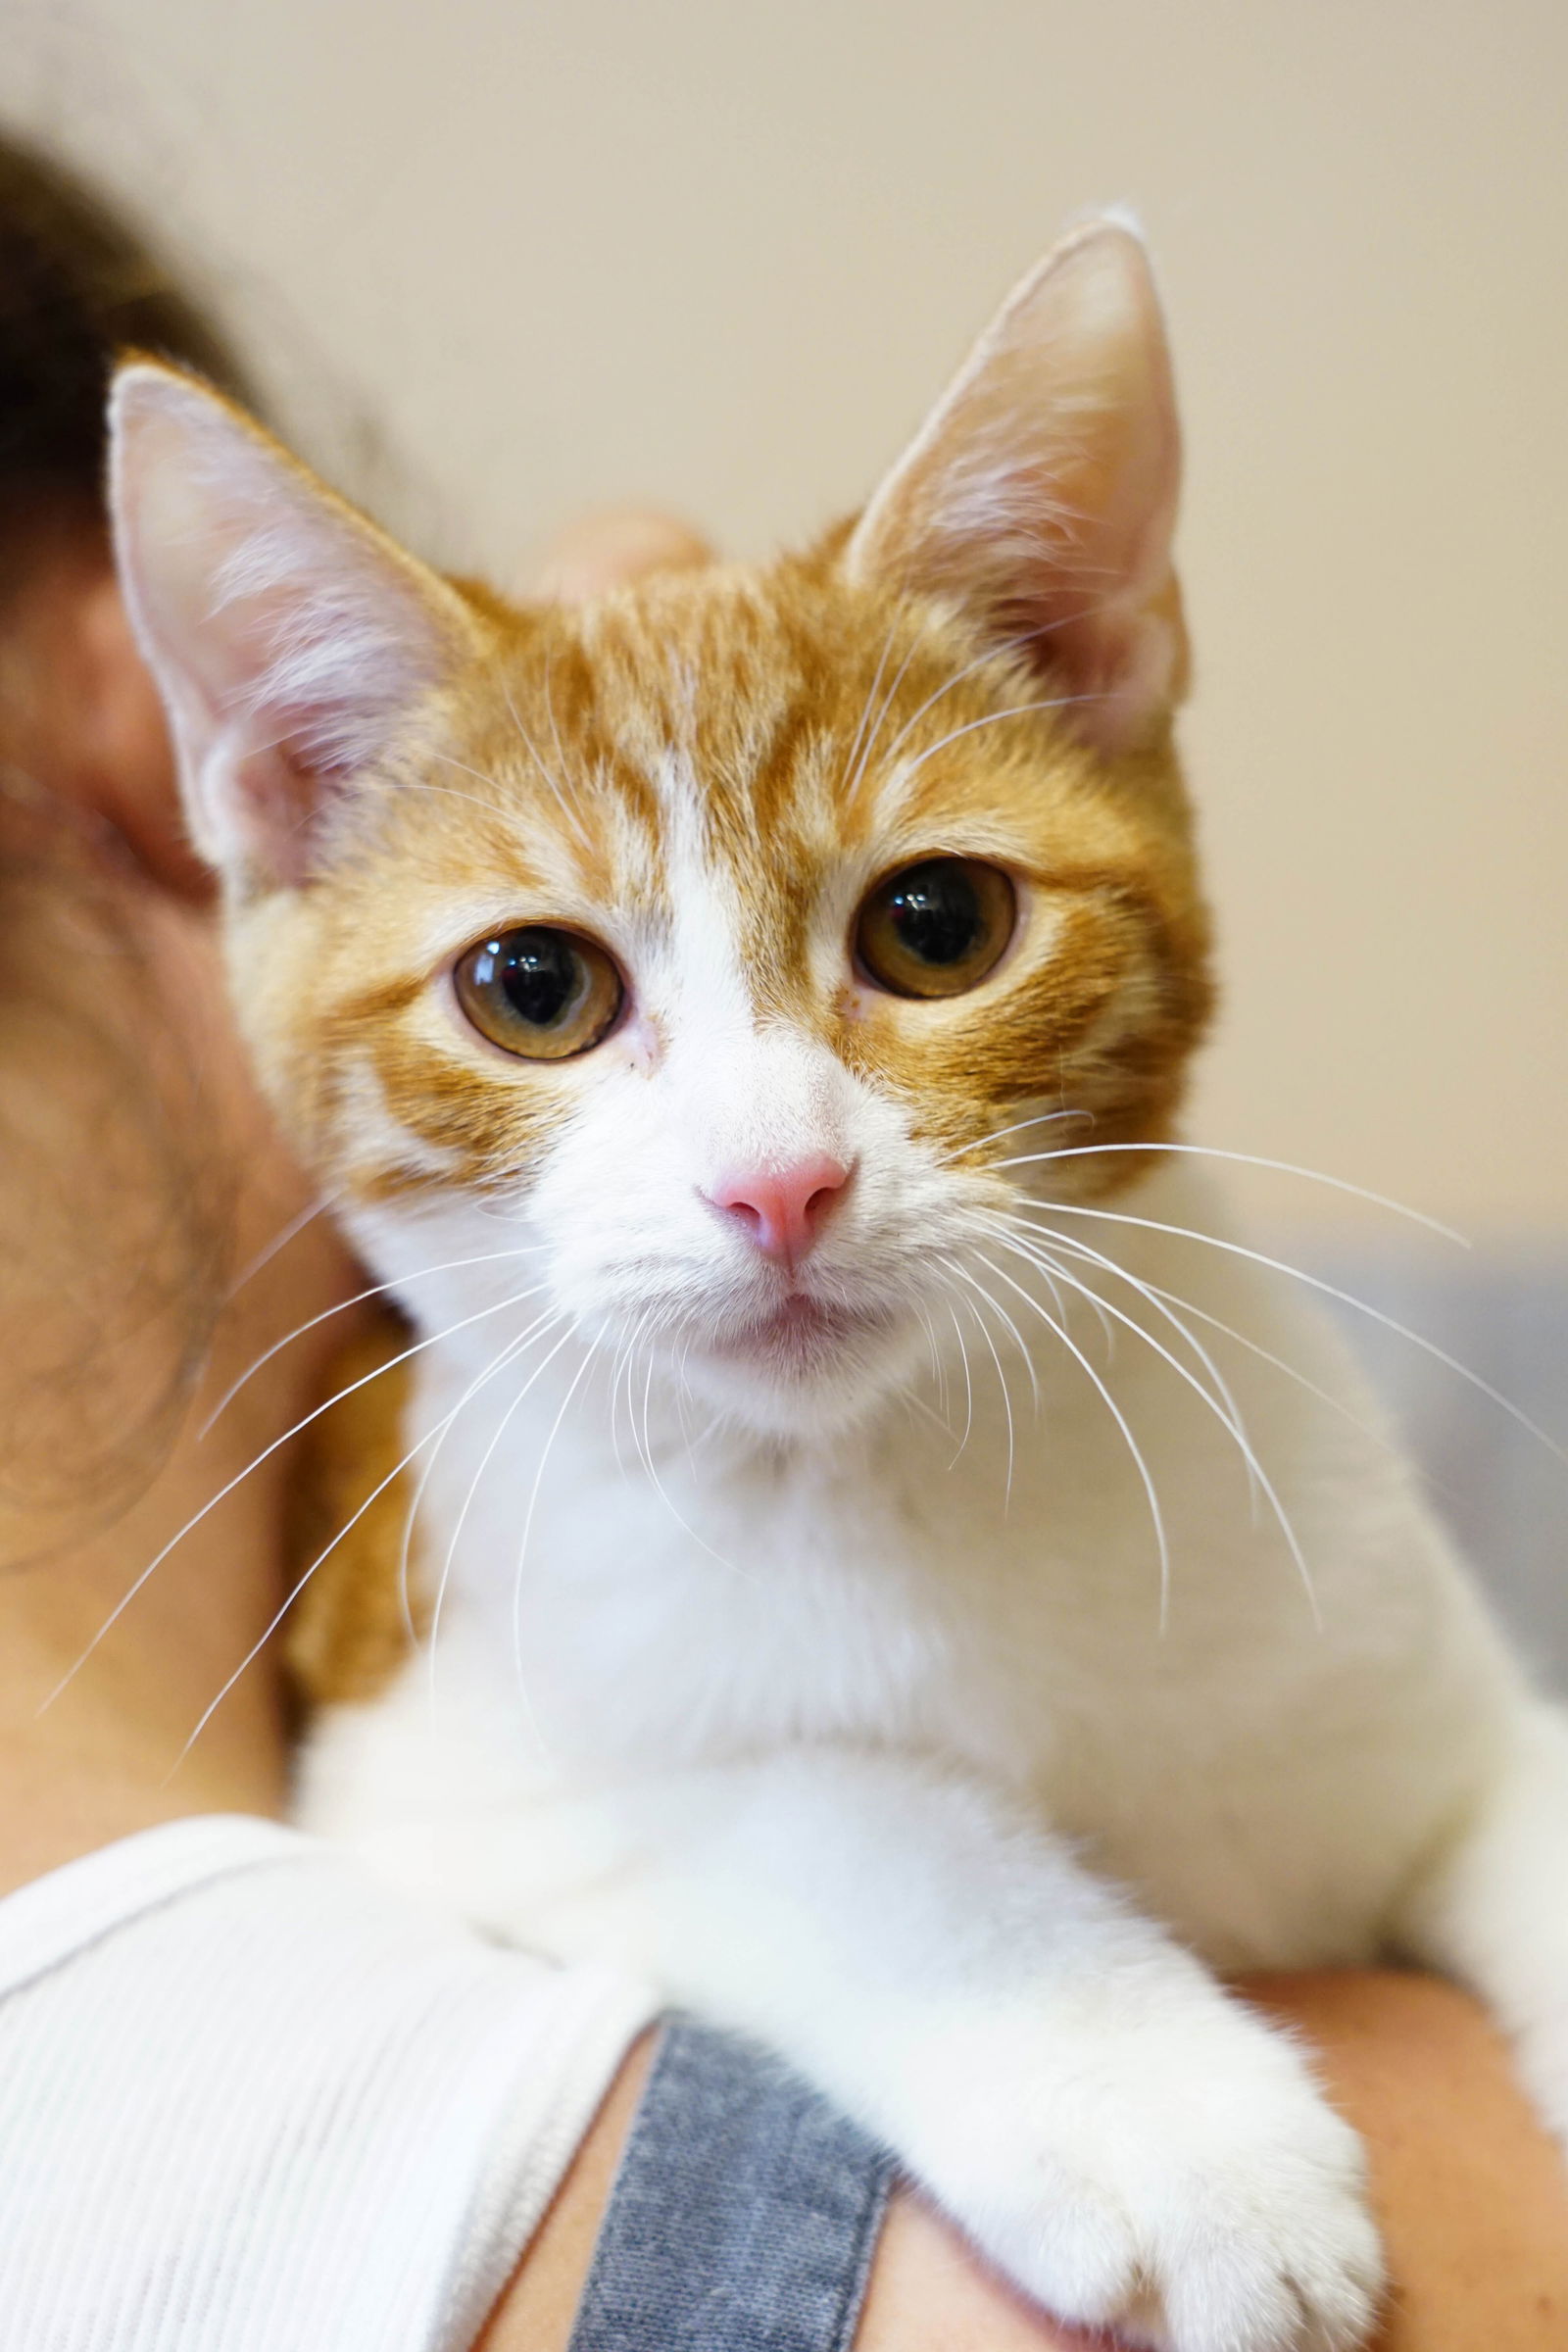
[233,567,1206,1436]
[111,219,1209,1438]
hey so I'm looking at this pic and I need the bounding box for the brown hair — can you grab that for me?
[0,131,253,565]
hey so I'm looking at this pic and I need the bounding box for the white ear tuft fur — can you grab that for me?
[845,220,1185,756]
[108,364,473,888]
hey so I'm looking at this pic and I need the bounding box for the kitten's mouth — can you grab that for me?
[708,1291,891,1375]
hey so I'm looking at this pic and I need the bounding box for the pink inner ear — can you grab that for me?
[223,742,327,888]
[110,362,468,889]
[844,222,1186,756]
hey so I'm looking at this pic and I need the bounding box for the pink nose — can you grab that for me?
[705,1155,852,1268]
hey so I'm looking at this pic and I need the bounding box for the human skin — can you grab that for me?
[0,517,1564,2350]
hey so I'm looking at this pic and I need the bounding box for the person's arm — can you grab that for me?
[487,1972,1568,2351]
[1245,1972,1568,2352]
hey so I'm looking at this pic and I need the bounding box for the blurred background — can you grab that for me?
[6,0,1566,1667]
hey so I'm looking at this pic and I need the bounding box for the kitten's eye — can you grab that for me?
[855,858,1016,999]
[454,926,623,1060]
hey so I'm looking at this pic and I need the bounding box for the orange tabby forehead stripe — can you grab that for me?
[268,548,1209,1202]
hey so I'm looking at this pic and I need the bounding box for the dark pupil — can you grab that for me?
[886,862,981,965]
[493,929,581,1027]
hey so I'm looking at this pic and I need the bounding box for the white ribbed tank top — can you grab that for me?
[0,1816,655,2351]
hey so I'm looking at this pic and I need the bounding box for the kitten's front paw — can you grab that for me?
[905,2003,1384,2352]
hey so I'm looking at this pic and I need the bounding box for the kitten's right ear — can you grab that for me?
[109,362,479,890]
[844,220,1185,756]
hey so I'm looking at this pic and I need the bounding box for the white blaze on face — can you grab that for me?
[630,747,857,1196]
[499,748,942,1433]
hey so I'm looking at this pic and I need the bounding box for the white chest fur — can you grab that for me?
[301,1168,1521,1973]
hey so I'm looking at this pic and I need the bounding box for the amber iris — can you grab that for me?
[855,858,1016,999]
[455,926,623,1059]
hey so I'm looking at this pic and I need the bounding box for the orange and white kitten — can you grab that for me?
[111,221,1568,2352]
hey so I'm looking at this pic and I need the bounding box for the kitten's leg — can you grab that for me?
[532,1748,1383,2352]
[1397,1701,1568,2150]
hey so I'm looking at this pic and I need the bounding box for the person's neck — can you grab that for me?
[0,1207,358,1900]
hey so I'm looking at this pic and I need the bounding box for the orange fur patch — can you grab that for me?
[285,1306,424,1708]
[235,545,1211,1212]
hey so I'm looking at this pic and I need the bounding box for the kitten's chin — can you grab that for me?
[680,1298,924,1439]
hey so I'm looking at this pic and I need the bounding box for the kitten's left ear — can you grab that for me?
[845,218,1185,756]
[109,362,480,890]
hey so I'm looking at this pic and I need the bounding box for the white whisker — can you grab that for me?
[875,628,1049,772]
[837,607,905,798]
[671,1332,701,1461]
[608,1308,651,1482]
[38,1281,546,1716]
[948,1255,1039,1413]
[510,1340,598,1719]
[169,1328,536,1771]
[395,1302,561,1648]
[416,757,520,818]
[222,1194,333,1305]
[986,1210,1260,1516]
[425,1318,577,1695]
[933,1107,1093,1167]
[937,1261,1017,1505]
[1083,1257,1399,1462]
[913,1297,949,1417]
[633,1329,757,1582]
[416,1306,568,1680]
[502,673,597,856]
[971,1249,1171,1628]
[995,1142,1467,1246]
[542,648,573,795]
[1009,1199,1568,1473]
[984,1223,1318,1627]
[201,1250,547,1436]
[893,694,1103,790]
[843,621,923,810]
[941,1292,976,1466]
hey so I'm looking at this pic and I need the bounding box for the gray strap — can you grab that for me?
[566,2018,894,2352]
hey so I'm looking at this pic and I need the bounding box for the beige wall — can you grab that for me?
[9,0,1566,1235]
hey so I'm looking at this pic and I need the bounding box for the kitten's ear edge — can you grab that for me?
[108,358,481,890]
[843,219,1188,756]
